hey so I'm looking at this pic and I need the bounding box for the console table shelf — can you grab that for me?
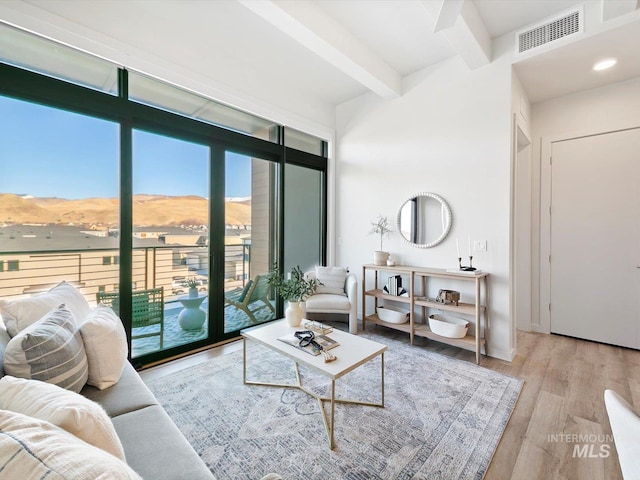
[362,264,489,364]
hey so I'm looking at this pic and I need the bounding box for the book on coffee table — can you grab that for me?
[278,333,339,356]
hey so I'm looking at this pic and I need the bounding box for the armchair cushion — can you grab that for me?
[315,266,347,295]
[305,293,351,311]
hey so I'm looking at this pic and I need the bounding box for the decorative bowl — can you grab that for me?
[428,314,469,338]
[377,306,409,324]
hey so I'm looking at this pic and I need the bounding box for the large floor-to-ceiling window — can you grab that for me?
[0,23,327,366]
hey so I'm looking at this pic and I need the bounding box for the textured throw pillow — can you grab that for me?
[80,304,128,390]
[0,281,91,337]
[0,409,141,480]
[0,375,125,460]
[3,304,89,393]
[315,266,347,295]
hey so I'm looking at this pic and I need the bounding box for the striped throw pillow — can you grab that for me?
[3,304,89,393]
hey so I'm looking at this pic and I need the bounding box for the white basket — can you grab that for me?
[428,314,469,338]
[377,306,409,324]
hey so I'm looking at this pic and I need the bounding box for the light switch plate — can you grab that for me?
[474,240,487,252]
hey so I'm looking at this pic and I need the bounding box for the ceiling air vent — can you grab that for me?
[516,7,583,54]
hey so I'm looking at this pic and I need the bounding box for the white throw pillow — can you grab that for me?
[80,304,128,390]
[3,304,89,393]
[0,281,91,337]
[0,409,141,480]
[315,266,347,295]
[0,375,125,461]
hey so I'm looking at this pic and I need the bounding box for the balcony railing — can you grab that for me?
[0,244,252,306]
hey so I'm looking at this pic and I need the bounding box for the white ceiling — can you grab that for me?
[9,0,640,111]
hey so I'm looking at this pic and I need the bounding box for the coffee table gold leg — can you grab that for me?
[242,342,384,450]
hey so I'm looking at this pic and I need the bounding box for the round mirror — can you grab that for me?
[397,192,452,248]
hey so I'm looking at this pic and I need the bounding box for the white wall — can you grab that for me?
[335,55,515,361]
[531,77,640,333]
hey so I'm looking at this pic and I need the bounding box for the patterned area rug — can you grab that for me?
[146,330,522,480]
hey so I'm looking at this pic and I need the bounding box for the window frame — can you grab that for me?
[0,61,327,367]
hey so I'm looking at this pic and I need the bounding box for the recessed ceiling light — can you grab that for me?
[593,58,617,71]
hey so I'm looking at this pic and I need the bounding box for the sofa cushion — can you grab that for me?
[0,327,11,377]
[0,409,141,480]
[314,266,347,295]
[0,375,125,460]
[80,304,128,390]
[306,293,351,311]
[0,281,91,337]
[82,362,159,417]
[112,404,215,480]
[3,305,88,393]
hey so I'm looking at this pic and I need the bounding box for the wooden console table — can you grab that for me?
[362,264,488,364]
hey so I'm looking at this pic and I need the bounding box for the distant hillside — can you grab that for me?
[0,193,251,226]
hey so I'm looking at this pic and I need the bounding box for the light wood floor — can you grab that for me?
[140,326,638,480]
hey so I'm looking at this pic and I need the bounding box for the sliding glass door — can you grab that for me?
[223,151,277,334]
[130,129,210,359]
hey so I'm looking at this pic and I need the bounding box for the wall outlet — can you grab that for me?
[474,240,487,252]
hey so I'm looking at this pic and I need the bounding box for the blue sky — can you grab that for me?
[0,95,252,199]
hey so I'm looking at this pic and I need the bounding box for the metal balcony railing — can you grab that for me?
[0,244,251,306]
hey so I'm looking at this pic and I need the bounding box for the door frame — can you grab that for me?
[538,124,640,334]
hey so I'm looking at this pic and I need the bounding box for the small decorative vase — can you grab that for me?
[373,251,389,266]
[285,301,305,327]
[188,287,198,298]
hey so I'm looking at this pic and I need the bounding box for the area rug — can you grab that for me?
[145,331,522,480]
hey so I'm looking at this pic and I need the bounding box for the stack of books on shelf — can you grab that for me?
[383,275,407,296]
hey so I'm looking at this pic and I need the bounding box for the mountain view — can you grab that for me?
[0,193,251,227]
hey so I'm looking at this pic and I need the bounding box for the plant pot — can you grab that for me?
[188,287,198,298]
[285,301,305,327]
[373,251,389,266]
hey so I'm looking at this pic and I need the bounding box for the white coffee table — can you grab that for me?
[241,319,387,449]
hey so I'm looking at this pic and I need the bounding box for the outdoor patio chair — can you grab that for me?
[224,274,275,323]
[96,287,165,349]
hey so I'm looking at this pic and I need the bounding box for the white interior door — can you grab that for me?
[551,128,640,348]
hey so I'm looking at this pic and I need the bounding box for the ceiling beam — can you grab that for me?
[601,0,638,21]
[432,0,464,32]
[421,0,491,69]
[238,0,402,99]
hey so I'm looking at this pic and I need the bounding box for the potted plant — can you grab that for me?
[267,264,321,327]
[186,277,199,298]
[369,214,392,265]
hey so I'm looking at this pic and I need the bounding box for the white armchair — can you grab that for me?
[304,267,358,334]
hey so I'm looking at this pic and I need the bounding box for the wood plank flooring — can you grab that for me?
[140,327,639,480]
